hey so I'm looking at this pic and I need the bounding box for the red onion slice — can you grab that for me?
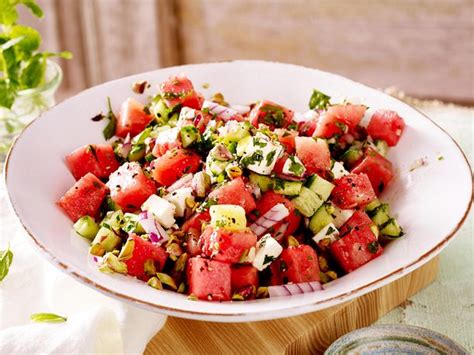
[268,281,323,298]
[202,100,239,121]
[168,173,193,193]
[250,203,289,237]
[138,211,169,245]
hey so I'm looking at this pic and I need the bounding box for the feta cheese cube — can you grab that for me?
[252,234,283,271]
[331,161,349,179]
[141,195,176,228]
[164,187,194,218]
[331,204,355,228]
[155,126,179,146]
[313,223,339,243]
[241,136,283,175]
[282,155,306,177]
[177,107,196,127]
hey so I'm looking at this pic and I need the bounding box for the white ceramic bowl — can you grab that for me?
[5,61,472,322]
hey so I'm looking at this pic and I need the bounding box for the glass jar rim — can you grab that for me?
[16,60,63,97]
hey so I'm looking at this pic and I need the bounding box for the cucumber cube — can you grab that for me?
[249,172,273,192]
[307,175,334,201]
[371,204,390,226]
[210,204,247,231]
[309,204,334,234]
[273,180,303,196]
[73,216,99,241]
[292,187,324,217]
[381,218,403,237]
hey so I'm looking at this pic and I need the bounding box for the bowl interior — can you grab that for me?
[5,61,472,321]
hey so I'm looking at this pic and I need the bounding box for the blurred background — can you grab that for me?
[19,0,474,104]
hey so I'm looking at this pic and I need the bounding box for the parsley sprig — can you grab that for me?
[0,0,72,110]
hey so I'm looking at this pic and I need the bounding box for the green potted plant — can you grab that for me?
[0,0,72,159]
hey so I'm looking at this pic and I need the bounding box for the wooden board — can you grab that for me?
[145,257,439,354]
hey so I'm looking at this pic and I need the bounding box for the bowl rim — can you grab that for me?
[4,60,473,321]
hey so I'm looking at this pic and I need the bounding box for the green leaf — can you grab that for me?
[0,36,24,51]
[20,53,45,88]
[102,97,117,140]
[20,0,44,18]
[0,79,16,108]
[7,25,41,59]
[0,0,18,25]
[43,50,73,60]
[30,313,67,323]
[309,89,331,110]
[0,244,14,282]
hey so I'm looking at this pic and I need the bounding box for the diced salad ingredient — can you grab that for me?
[57,74,406,302]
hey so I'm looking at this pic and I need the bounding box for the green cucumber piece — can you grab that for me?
[365,199,381,212]
[128,144,146,161]
[132,127,152,145]
[180,125,200,148]
[341,146,363,167]
[151,99,170,124]
[309,204,334,234]
[292,187,324,217]
[73,216,99,241]
[381,218,403,237]
[375,139,388,157]
[371,204,390,226]
[236,135,252,156]
[307,174,334,201]
[273,180,303,196]
[249,172,273,192]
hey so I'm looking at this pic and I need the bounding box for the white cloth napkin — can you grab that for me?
[0,185,167,355]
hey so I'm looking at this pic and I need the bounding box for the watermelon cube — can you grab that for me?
[280,245,321,284]
[115,98,154,138]
[367,109,405,146]
[248,100,294,130]
[125,234,168,280]
[330,223,382,273]
[231,265,259,292]
[351,148,394,195]
[66,144,120,180]
[331,173,377,209]
[208,177,256,214]
[187,257,231,301]
[106,162,156,212]
[160,75,203,110]
[57,173,108,222]
[199,226,257,263]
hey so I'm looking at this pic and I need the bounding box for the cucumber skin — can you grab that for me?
[292,187,324,217]
[73,216,99,241]
[309,205,333,234]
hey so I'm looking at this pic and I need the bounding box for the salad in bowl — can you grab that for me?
[56,73,407,302]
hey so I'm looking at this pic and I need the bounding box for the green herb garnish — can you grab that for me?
[309,89,330,110]
[102,97,117,140]
[0,244,13,282]
[30,313,67,323]
[0,1,72,110]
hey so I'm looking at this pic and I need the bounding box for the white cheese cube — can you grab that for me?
[155,126,179,146]
[164,187,194,218]
[241,136,283,175]
[331,204,355,228]
[313,223,339,243]
[252,234,283,271]
[177,107,196,127]
[141,195,176,228]
[282,155,306,177]
[359,107,375,128]
[331,161,349,179]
